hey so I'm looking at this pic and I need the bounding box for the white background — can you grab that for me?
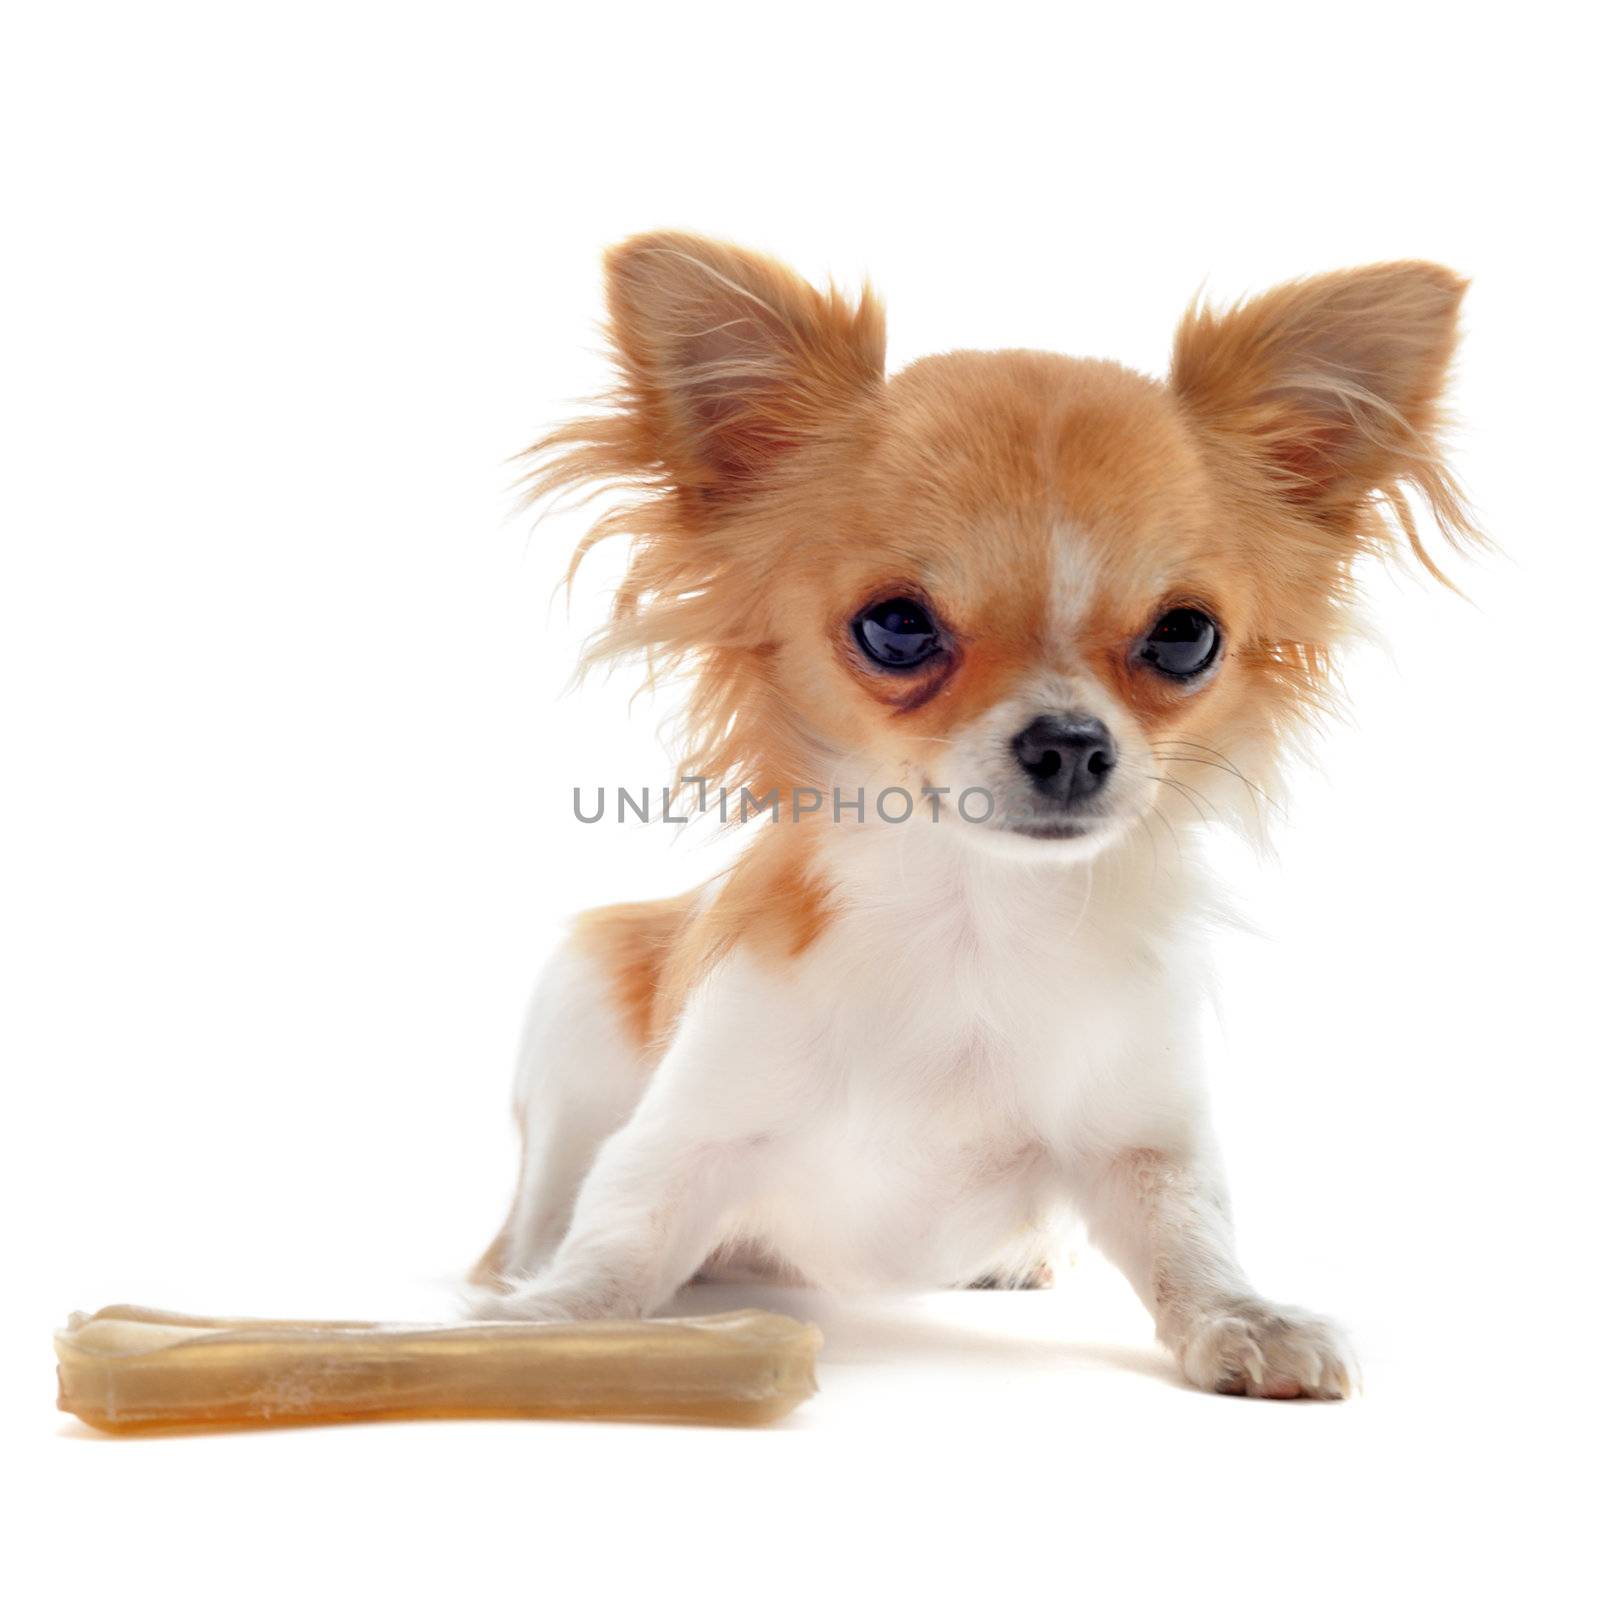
[4,3,1596,1595]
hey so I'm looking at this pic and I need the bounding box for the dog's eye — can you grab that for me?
[1138,607,1221,679]
[852,597,943,670]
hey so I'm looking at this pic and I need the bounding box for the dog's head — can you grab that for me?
[537,233,1475,857]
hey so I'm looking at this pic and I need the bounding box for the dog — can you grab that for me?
[469,232,1477,1398]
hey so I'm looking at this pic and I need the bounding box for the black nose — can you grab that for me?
[1012,714,1116,804]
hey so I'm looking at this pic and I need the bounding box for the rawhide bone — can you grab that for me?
[55,1304,820,1431]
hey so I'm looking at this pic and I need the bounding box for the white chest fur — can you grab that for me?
[710,820,1212,1288]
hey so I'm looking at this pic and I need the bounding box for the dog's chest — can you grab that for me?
[751,1054,1056,1289]
[810,847,1162,1123]
[736,864,1165,1287]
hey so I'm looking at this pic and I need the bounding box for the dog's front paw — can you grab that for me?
[1176,1299,1358,1400]
[464,1290,572,1324]
[462,1273,642,1325]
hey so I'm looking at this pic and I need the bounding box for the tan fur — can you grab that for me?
[571,892,699,1053]
[567,833,835,1060]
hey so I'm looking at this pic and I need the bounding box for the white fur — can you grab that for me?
[472,535,1356,1401]
[473,810,1353,1399]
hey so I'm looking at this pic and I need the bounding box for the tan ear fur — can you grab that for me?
[602,231,885,496]
[1171,263,1481,583]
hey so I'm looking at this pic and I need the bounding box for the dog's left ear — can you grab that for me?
[1170,263,1469,539]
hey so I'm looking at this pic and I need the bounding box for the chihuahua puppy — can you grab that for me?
[470,233,1476,1398]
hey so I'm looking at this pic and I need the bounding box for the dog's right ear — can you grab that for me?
[600,232,885,503]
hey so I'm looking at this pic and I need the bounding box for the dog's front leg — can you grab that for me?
[470,1116,764,1323]
[1070,1144,1358,1399]
[468,963,791,1323]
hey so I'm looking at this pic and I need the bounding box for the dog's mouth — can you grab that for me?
[1005,819,1094,842]
[997,792,1116,843]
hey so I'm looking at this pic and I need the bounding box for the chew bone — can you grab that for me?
[55,1304,820,1431]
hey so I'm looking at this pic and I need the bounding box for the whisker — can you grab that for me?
[1150,754,1279,818]
[1138,813,1160,872]
[1141,802,1185,868]
[1138,771,1216,827]
[1151,798,1184,860]
[1148,740,1282,818]
[1162,773,1224,824]
[1149,737,1253,779]
[1065,860,1095,941]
